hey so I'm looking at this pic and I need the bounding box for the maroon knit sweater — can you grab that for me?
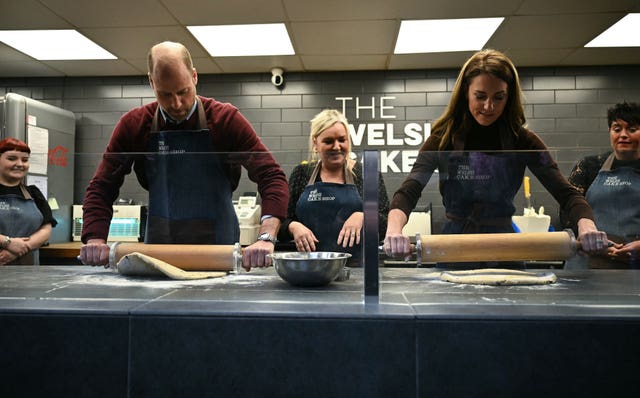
[81,96,288,242]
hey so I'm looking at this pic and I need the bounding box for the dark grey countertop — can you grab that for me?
[2,265,640,320]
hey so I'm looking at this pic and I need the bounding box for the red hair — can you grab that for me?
[0,137,30,154]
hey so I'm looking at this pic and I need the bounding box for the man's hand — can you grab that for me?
[79,239,110,266]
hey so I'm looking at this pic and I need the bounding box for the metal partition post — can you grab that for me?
[362,151,379,303]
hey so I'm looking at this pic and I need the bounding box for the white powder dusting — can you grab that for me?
[69,270,274,288]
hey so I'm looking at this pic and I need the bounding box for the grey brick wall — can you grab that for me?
[2,65,639,231]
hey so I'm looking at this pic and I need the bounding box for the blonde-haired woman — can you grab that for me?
[384,49,607,261]
[279,109,389,264]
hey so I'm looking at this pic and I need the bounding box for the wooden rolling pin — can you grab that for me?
[108,242,242,271]
[415,230,577,265]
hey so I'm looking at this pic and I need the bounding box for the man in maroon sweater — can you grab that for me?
[79,41,288,270]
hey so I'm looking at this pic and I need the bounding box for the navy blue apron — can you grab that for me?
[585,153,640,267]
[0,184,43,264]
[440,148,522,234]
[144,98,239,244]
[295,162,363,264]
[438,137,525,268]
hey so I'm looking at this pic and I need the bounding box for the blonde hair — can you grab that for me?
[308,109,355,171]
[433,49,526,150]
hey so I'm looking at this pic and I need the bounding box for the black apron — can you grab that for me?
[585,154,640,267]
[144,98,239,244]
[0,184,43,264]
[295,162,363,264]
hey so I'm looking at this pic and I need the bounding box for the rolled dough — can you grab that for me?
[116,252,227,280]
[439,268,557,286]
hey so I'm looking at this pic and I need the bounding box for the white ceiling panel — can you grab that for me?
[489,14,627,49]
[0,61,64,77]
[213,55,302,74]
[301,55,388,71]
[41,0,177,27]
[291,21,397,55]
[514,0,639,15]
[283,0,520,21]
[0,0,637,77]
[561,47,640,66]
[41,59,143,76]
[160,0,287,25]
[389,52,477,70]
[0,0,72,29]
[80,26,205,59]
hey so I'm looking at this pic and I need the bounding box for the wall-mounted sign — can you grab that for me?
[336,96,430,173]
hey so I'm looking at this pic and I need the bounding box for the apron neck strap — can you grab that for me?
[19,183,32,200]
[601,153,616,171]
[307,161,354,186]
[151,97,206,132]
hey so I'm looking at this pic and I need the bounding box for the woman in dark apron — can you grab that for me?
[384,49,608,263]
[586,154,640,267]
[280,109,389,266]
[566,102,640,268]
[0,138,57,265]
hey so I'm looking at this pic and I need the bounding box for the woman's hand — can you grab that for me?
[608,240,640,261]
[0,249,18,265]
[383,209,412,259]
[7,236,31,258]
[576,218,609,254]
[383,233,412,259]
[289,221,319,252]
[337,212,363,248]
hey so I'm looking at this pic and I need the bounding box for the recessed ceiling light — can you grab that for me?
[585,13,640,47]
[0,29,116,60]
[188,23,294,57]
[394,18,504,54]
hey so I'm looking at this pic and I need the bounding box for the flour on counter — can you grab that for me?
[69,270,274,288]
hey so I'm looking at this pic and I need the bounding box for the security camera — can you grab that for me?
[271,67,284,87]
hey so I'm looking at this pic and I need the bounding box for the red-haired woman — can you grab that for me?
[0,137,57,265]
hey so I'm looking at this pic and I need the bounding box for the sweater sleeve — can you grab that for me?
[390,136,440,217]
[521,129,594,226]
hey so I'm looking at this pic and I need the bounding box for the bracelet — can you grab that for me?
[1,236,10,249]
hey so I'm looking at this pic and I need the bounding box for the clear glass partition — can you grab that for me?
[57,141,634,297]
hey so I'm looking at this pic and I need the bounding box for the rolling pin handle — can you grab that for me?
[564,228,579,252]
[232,242,242,274]
[108,241,121,269]
[415,233,422,267]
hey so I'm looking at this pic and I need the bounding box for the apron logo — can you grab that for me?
[603,176,631,186]
[157,140,185,154]
[456,164,490,181]
[307,189,335,202]
[0,203,20,211]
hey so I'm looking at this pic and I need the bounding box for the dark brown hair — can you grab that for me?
[432,49,526,150]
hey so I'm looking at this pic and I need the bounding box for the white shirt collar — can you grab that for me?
[159,98,198,125]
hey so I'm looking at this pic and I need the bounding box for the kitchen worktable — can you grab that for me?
[2,265,639,397]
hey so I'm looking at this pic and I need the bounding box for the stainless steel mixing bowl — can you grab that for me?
[268,252,352,287]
